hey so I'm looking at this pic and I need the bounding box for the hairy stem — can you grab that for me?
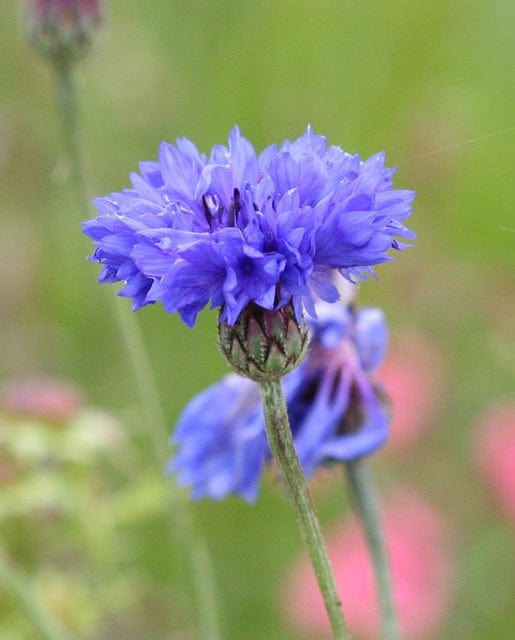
[260,378,350,640]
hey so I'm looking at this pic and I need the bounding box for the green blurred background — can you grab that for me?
[1,1,514,638]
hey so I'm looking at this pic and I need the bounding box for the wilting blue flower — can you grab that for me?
[83,128,414,327]
[169,302,390,501]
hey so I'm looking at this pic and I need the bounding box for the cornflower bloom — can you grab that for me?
[169,301,390,501]
[82,127,414,329]
[83,127,414,639]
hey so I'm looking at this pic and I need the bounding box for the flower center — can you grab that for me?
[202,188,242,229]
[240,257,255,276]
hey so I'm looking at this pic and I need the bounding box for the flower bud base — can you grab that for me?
[218,303,308,381]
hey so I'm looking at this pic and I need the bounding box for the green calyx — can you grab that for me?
[218,303,308,382]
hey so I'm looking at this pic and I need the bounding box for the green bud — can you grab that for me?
[218,303,308,382]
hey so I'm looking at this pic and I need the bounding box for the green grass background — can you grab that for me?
[1,1,514,638]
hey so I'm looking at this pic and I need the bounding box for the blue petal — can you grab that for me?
[83,127,414,326]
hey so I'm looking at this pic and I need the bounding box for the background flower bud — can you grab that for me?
[25,0,102,67]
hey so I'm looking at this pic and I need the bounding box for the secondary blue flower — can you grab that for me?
[83,127,414,326]
[169,302,390,501]
[170,375,267,501]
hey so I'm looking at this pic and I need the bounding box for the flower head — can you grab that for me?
[26,0,102,66]
[169,302,390,500]
[83,127,414,327]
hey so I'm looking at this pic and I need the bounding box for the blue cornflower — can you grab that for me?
[169,302,390,501]
[83,127,414,327]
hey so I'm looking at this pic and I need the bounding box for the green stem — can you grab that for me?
[259,379,350,640]
[345,459,401,640]
[50,62,222,640]
[0,552,75,640]
[53,62,88,207]
[115,301,221,640]
[114,304,168,448]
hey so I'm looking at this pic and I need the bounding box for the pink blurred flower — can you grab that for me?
[30,0,101,22]
[0,454,19,485]
[474,399,515,523]
[282,491,453,639]
[379,333,447,450]
[1,377,84,425]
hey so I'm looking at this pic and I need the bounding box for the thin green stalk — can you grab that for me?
[117,306,221,640]
[54,63,87,207]
[51,61,222,640]
[0,552,75,640]
[260,379,350,640]
[114,304,168,448]
[345,459,401,640]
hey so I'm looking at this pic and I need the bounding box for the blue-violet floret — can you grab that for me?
[83,127,414,326]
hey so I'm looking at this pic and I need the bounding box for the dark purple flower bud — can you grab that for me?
[26,0,102,67]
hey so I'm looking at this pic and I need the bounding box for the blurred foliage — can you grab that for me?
[1,1,514,638]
